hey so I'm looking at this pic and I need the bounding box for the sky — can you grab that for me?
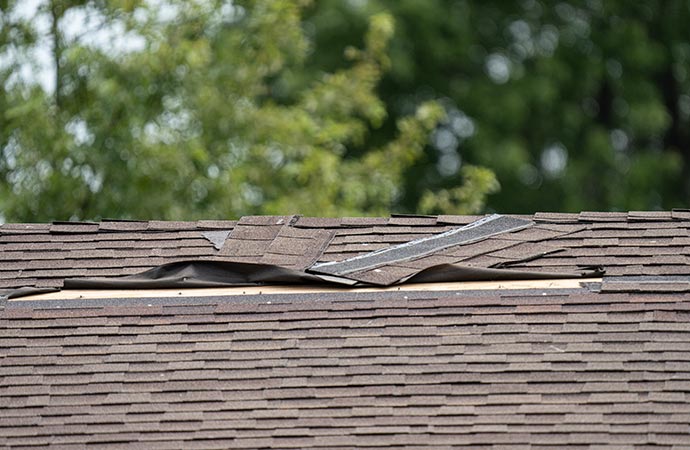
[6,0,146,93]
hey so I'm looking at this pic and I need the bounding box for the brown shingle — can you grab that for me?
[628,211,674,221]
[579,211,628,222]
[1,223,51,233]
[50,222,100,234]
[436,215,483,225]
[195,220,237,230]
[533,212,580,223]
[292,217,343,228]
[147,220,199,231]
[99,220,149,232]
[3,212,690,448]
[387,215,438,226]
[238,215,295,226]
[671,209,690,220]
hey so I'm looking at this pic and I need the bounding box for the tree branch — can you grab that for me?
[49,0,62,110]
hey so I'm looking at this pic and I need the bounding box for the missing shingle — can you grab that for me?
[310,214,533,277]
[201,230,232,250]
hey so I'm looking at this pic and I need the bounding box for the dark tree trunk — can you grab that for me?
[49,0,62,110]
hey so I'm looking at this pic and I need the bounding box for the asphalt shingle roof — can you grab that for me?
[2,211,690,448]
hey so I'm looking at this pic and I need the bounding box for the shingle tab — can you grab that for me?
[671,209,690,220]
[238,215,295,226]
[628,211,674,222]
[3,212,690,447]
[99,220,149,231]
[388,215,438,226]
[50,222,100,234]
[533,212,580,223]
[3,211,689,290]
[0,223,51,233]
[292,217,343,228]
[436,215,483,225]
[2,285,690,448]
[579,212,628,222]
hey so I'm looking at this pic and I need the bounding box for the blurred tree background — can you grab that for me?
[304,0,690,213]
[1,0,689,221]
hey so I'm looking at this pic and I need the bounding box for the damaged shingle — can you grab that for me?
[1,211,690,449]
[201,230,232,250]
[310,215,533,278]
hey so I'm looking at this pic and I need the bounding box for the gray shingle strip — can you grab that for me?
[310,215,533,277]
[201,230,231,251]
[2,212,690,292]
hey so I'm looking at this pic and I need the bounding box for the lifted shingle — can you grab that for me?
[310,215,533,278]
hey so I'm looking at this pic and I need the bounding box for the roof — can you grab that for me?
[2,211,690,448]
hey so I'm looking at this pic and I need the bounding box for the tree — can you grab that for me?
[0,0,497,222]
[302,0,690,212]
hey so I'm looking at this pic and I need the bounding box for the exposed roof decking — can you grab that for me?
[3,211,690,291]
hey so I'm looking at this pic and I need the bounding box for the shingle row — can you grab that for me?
[2,288,690,448]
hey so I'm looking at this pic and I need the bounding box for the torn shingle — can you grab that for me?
[311,215,533,278]
[201,230,231,250]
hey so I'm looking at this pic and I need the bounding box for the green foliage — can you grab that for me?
[419,166,499,215]
[6,0,688,221]
[302,0,690,212]
[0,0,497,221]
